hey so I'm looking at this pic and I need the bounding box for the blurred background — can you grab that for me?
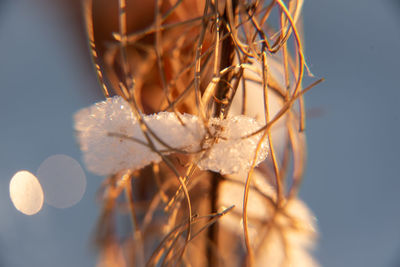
[0,0,399,266]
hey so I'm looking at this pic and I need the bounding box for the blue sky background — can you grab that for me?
[1,0,400,266]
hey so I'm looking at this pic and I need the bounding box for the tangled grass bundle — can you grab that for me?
[77,0,323,266]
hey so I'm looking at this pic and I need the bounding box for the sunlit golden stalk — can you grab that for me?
[84,0,110,97]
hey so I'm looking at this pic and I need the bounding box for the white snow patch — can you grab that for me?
[74,96,269,176]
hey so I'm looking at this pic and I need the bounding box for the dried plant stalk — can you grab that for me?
[80,0,322,266]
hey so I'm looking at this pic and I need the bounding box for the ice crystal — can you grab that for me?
[74,96,269,176]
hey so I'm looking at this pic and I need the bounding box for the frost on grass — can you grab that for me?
[74,96,268,176]
[198,116,268,174]
[74,96,203,176]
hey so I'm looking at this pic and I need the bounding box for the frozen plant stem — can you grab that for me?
[78,0,322,266]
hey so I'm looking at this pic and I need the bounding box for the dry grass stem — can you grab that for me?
[79,0,322,266]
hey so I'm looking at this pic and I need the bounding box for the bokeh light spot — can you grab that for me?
[9,170,44,215]
[37,154,86,209]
